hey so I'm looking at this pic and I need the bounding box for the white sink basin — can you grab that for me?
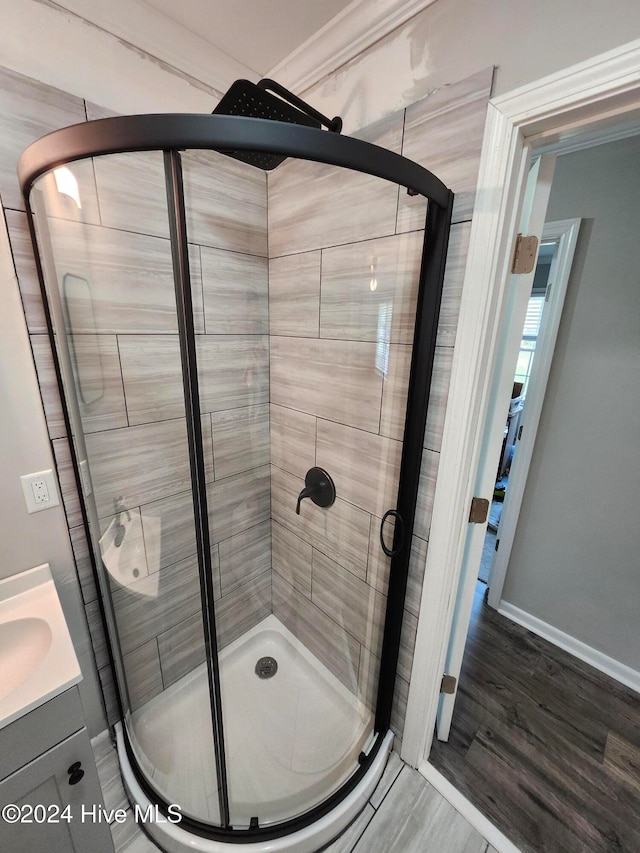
[0,564,81,730]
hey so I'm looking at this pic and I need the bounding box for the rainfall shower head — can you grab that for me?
[212,78,342,170]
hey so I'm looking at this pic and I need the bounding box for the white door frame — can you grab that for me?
[401,38,640,768]
[435,152,558,742]
[487,217,581,608]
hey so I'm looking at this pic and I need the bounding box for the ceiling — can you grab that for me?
[46,0,435,108]
[143,0,356,77]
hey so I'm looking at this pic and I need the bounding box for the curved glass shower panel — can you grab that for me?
[20,110,454,847]
[28,152,223,826]
[179,145,426,826]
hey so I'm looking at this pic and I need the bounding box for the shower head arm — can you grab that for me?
[257,78,343,134]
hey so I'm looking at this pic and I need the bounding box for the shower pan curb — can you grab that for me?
[115,724,394,853]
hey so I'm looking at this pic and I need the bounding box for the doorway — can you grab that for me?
[478,219,580,599]
[401,37,640,853]
[429,103,640,853]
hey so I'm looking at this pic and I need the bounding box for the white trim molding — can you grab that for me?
[268,0,438,93]
[402,37,640,769]
[498,603,640,695]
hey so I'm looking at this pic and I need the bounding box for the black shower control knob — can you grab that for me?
[67,762,84,785]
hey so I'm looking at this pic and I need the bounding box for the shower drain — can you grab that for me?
[255,656,278,679]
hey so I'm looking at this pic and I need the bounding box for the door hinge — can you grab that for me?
[511,234,539,274]
[469,496,489,524]
[495,538,500,551]
[441,674,457,694]
[518,424,523,440]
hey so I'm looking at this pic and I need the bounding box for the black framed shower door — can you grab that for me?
[19,115,453,842]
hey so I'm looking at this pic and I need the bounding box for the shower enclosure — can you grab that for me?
[19,108,453,851]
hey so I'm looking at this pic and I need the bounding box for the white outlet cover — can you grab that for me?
[20,469,61,514]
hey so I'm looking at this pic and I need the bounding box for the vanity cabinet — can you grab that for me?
[0,687,114,853]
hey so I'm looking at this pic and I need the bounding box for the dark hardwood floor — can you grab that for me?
[429,581,640,853]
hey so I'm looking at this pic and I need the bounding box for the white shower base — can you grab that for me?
[116,614,393,852]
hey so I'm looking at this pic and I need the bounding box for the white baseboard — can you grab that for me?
[419,761,523,853]
[498,601,640,694]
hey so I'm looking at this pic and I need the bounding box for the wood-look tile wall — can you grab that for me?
[268,67,493,741]
[6,62,492,741]
[3,66,271,720]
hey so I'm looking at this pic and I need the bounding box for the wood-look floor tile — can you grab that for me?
[312,549,387,657]
[182,149,268,257]
[323,803,375,852]
[201,246,268,334]
[271,520,312,598]
[269,251,321,337]
[211,404,270,479]
[271,465,370,580]
[270,336,383,434]
[370,750,404,810]
[320,231,423,345]
[157,612,206,689]
[353,767,487,853]
[85,418,192,518]
[92,732,128,815]
[207,465,271,545]
[430,583,640,853]
[604,731,640,797]
[0,66,87,211]
[316,419,402,518]
[270,404,316,479]
[111,808,162,852]
[397,67,493,230]
[219,520,271,595]
[272,572,360,695]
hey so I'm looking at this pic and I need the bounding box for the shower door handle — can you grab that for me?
[380,509,404,557]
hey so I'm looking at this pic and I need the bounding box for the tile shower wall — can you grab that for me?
[268,67,493,746]
[3,70,271,721]
[5,62,492,742]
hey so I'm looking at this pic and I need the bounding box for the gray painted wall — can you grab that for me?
[502,134,640,672]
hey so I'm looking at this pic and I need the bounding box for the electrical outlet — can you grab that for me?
[20,469,60,514]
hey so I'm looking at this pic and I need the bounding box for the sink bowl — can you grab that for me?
[0,617,52,701]
[0,564,81,729]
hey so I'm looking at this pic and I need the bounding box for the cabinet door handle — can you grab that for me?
[67,761,85,785]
